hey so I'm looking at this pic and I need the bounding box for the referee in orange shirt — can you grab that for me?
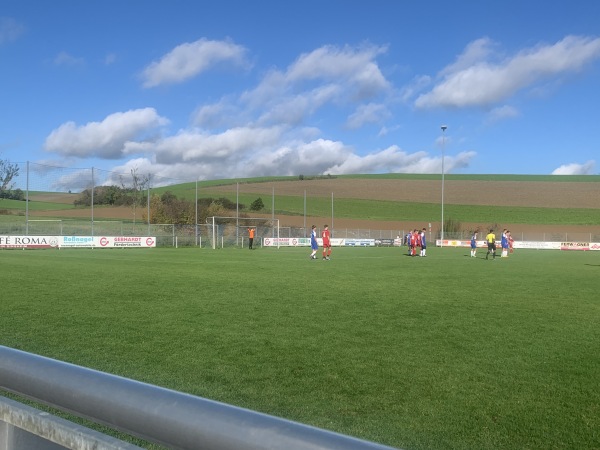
[248,227,255,250]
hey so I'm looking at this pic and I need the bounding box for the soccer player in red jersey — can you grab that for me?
[321,224,332,260]
[410,230,418,256]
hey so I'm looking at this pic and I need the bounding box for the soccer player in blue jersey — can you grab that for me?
[419,228,427,257]
[470,231,478,257]
[309,225,318,259]
[501,229,509,257]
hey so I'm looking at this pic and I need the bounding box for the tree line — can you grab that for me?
[0,159,19,200]
[75,185,265,225]
[0,160,267,225]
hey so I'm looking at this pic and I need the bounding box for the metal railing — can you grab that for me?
[0,346,398,450]
[0,396,143,450]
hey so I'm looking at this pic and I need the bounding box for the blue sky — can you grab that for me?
[1,0,599,189]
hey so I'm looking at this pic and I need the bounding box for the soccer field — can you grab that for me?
[2,246,599,449]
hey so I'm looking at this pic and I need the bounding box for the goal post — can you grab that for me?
[207,216,279,249]
[26,219,63,235]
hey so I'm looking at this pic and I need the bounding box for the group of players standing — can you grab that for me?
[404,227,514,259]
[405,228,428,257]
[306,225,514,260]
[471,228,514,259]
[309,224,332,260]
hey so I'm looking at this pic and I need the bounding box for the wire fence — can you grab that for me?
[1,218,598,248]
[1,161,598,247]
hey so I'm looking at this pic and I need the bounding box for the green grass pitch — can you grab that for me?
[1,246,599,449]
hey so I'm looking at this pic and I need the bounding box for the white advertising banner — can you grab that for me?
[0,235,59,249]
[262,237,348,247]
[344,239,375,247]
[95,236,157,248]
[434,240,600,251]
[263,237,308,247]
[0,236,156,249]
[516,241,561,250]
[59,236,95,248]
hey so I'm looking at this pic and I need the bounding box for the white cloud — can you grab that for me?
[191,44,392,132]
[94,132,477,182]
[241,44,391,122]
[325,147,476,175]
[377,124,402,137]
[141,38,249,88]
[104,53,117,65]
[193,100,242,128]
[258,84,341,126]
[346,103,390,129]
[486,105,520,123]
[0,17,25,44]
[246,139,352,177]
[40,41,479,182]
[44,108,169,159]
[399,75,431,103]
[286,44,390,99]
[51,168,95,191]
[26,162,95,192]
[551,160,596,175]
[100,158,157,186]
[415,35,600,109]
[151,126,284,166]
[54,51,85,67]
[439,38,497,78]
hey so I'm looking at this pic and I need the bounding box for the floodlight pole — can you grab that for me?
[147,185,150,236]
[440,125,447,247]
[91,167,95,237]
[195,179,198,246]
[303,190,306,235]
[331,192,334,235]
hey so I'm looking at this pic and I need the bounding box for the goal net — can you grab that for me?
[206,216,279,249]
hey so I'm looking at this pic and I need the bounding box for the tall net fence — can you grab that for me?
[1,161,598,247]
[2,161,190,235]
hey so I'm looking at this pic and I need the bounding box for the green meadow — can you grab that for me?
[1,197,599,226]
[2,246,599,449]
[2,173,600,226]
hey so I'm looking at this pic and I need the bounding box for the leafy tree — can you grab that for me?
[443,217,462,237]
[144,194,169,224]
[10,188,25,201]
[0,159,19,200]
[250,197,264,211]
[120,167,152,226]
[101,185,123,205]
[160,191,177,204]
[204,201,229,220]
[75,185,128,207]
[214,197,242,210]
[162,194,194,224]
[74,189,92,206]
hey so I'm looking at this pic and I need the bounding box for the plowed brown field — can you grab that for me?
[204,179,600,208]
[29,178,599,234]
[203,178,600,234]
